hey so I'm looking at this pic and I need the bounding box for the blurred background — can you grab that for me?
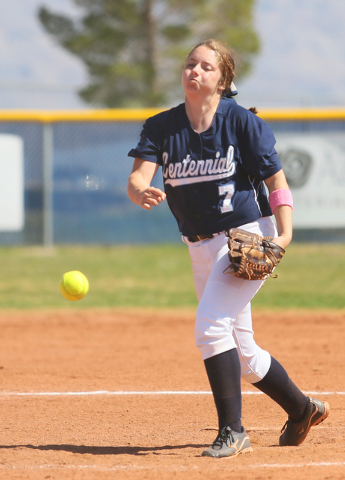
[2,0,345,109]
[0,0,344,245]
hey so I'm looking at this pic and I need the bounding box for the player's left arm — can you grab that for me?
[264,169,293,250]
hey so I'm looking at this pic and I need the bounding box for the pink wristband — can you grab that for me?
[269,189,294,213]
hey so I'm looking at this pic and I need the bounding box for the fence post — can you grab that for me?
[42,122,54,247]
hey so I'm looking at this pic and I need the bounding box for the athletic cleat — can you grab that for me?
[279,397,330,446]
[201,426,253,458]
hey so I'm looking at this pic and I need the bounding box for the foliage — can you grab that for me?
[37,0,260,107]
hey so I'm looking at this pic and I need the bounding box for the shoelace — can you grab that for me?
[281,404,314,434]
[212,426,234,449]
[280,420,290,433]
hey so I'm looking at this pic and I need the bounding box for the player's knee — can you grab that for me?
[194,308,236,360]
[238,347,271,383]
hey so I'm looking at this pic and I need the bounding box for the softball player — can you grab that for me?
[127,39,329,458]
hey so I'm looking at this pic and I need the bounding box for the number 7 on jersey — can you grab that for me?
[219,183,234,213]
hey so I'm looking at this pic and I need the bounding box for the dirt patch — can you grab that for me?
[0,308,344,479]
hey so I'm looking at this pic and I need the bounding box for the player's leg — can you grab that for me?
[193,217,275,360]
[187,231,265,457]
[203,348,242,433]
[253,359,329,445]
[202,347,253,458]
[232,302,271,381]
[223,216,312,428]
[251,357,309,420]
[233,303,308,414]
[193,235,264,360]
[185,233,246,434]
[233,303,329,446]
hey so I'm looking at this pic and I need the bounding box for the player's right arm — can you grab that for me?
[127,158,166,210]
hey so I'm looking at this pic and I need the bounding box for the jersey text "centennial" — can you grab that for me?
[162,145,236,187]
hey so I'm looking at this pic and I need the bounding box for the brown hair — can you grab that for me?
[186,39,236,96]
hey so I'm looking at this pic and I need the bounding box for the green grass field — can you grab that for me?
[0,243,343,310]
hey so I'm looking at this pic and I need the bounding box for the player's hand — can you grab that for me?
[140,186,166,210]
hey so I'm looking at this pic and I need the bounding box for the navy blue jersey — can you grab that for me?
[128,97,282,236]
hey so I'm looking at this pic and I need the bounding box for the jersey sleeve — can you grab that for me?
[128,116,163,165]
[237,113,282,180]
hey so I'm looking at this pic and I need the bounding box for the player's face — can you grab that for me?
[182,46,224,98]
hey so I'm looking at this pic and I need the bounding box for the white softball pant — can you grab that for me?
[182,217,277,384]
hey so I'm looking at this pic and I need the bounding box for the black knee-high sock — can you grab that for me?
[204,349,242,432]
[253,356,309,422]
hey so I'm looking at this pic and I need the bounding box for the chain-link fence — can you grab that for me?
[0,109,344,245]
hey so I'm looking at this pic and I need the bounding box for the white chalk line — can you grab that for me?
[1,461,345,471]
[1,392,341,472]
[0,390,343,397]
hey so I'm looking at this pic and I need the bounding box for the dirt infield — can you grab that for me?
[0,307,344,480]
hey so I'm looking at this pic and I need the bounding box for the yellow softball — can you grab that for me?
[60,271,89,301]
